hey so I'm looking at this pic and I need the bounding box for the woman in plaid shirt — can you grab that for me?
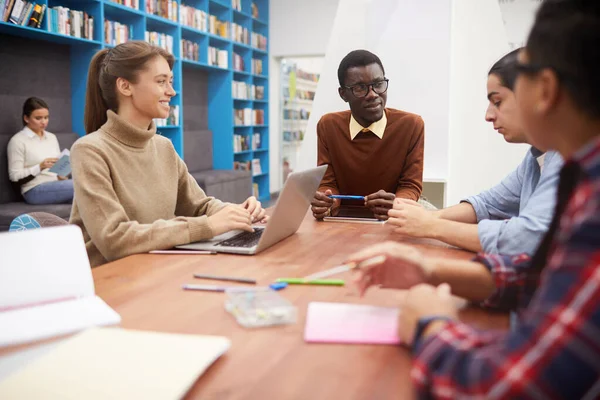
[347,0,600,398]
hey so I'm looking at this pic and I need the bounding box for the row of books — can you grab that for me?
[251,59,263,75]
[48,6,94,40]
[146,30,173,53]
[180,5,207,31]
[234,159,262,176]
[232,81,265,100]
[296,69,320,82]
[288,89,316,101]
[234,108,265,126]
[1,0,44,27]
[109,0,139,9]
[209,14,228,38]
[105,20,132,46]
[283,109,310,120]
[181,39,199,61]
[208,46,228,68]
[251,32,267,50]
[146,0,178,22]
[233,133,262,152]
[283,130,304,143]
[232,0,242,12]
[231,22,248,44]
[154,105,179,127]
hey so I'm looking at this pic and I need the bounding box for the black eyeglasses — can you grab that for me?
[344,78,389,98]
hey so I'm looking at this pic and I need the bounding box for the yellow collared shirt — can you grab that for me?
[349,111,387,140]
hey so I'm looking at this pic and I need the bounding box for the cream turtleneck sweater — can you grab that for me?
[69,110,225,267]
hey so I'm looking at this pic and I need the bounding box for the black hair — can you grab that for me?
[526,0,600,117]
[337,50,385,87]
[488,48,521,90]
[22,97,49,125]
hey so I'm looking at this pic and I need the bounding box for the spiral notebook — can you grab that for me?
[304,302,401,345]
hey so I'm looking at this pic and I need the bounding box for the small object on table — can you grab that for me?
[193,274,257,284]
[225,287,297,328]
[327,195,366,201]
[303,255,386,281]
[275,278,345,286]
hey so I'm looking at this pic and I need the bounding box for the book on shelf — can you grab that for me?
[108,0,139,9]
[251,158,262,176]
[251,2,259,19]
[234,108,263,126]
[154,105,179,127]
[146,30,174,54]
[208,14,228,38]
[251,32,267,50]
[251,59,263,75]
[232,81,265,100]
[231,22,248,44]
[232,0,242,12]
[105,20,132,46]
[234,160,251,172]
[208,47,228,68]
[252,132,261,150]
[146,0,178,22]
[3,1,45,27]
[180,5,207,31]
[233,134,250,153]
[181,39,199,61]
[233,53,245,72]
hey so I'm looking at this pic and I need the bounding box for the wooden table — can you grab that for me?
[91,213,509,400]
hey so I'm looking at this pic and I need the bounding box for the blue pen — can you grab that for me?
[328,195,366,201]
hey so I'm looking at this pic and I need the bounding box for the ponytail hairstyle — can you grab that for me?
[84,41,175,134]
[22,97,49,125]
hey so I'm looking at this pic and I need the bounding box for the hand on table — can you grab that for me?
[387,198,438,238]
[345,241,433,296]
[364,190,395,220]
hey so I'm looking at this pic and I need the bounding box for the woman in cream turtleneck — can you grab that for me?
[69,41,266,267]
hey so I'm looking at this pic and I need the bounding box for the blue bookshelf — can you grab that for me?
[0,0,270,201]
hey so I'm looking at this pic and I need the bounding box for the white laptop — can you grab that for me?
[176,165,327,255]
[0,225,121,348]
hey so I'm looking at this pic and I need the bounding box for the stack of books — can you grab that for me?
[180,5,207,31]
[208,14,228,38]
[105,20,132,46]
[146,0,177,22]
[47,6,94,40]
[251,58,263,75]
[231,22,248,44]
[181,39,199,61]
[109,0,139,9]
[2,1,46,28]
[251,32,267,50]
[233,52,245,72]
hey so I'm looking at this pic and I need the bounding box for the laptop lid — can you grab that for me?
[254,165,327,253]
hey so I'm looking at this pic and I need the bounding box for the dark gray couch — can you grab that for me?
[184,129,252,204]
[0,132,79,231]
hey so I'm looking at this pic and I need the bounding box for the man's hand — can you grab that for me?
[365,190,395,220]
[387,198,439,238]
[311,189,336,220]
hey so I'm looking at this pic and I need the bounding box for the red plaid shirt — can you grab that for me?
[411,136,600,399]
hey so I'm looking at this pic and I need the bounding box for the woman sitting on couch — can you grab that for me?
[7,97,74,205]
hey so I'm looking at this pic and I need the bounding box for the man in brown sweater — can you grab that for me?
[311,50,424,221]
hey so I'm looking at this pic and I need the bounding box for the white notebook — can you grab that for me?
[0,327,231,399]
[0,225,121,348]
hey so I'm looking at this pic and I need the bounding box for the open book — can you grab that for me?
[0,225,121,348]
[48,148,71,177]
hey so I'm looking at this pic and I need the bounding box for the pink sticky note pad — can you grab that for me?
[304,302,401,345]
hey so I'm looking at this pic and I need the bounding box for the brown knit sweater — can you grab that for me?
[317,108,424,200]
[69,110,225,267]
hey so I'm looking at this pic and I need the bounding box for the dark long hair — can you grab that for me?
[84,41,175,134]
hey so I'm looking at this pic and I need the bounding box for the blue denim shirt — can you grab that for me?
[463,148,563,255]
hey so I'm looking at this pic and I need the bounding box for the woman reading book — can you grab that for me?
[7,97,74,205]
[70,41,266,267]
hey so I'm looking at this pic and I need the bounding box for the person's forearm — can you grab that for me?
[429,218,483,253]
[427,258,495,302]
[434,202,478,224]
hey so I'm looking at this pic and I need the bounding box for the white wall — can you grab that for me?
[446,0,529,205]
[269,0,341,57]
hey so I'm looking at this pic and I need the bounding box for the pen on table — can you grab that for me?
[327,195,366,201]
[182,284,231,292]
[149,250,217,255]
[302,254,387,281]
[275,278,345,286]
[193,274,257,284]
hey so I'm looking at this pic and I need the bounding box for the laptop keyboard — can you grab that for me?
[214,228,264,248]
